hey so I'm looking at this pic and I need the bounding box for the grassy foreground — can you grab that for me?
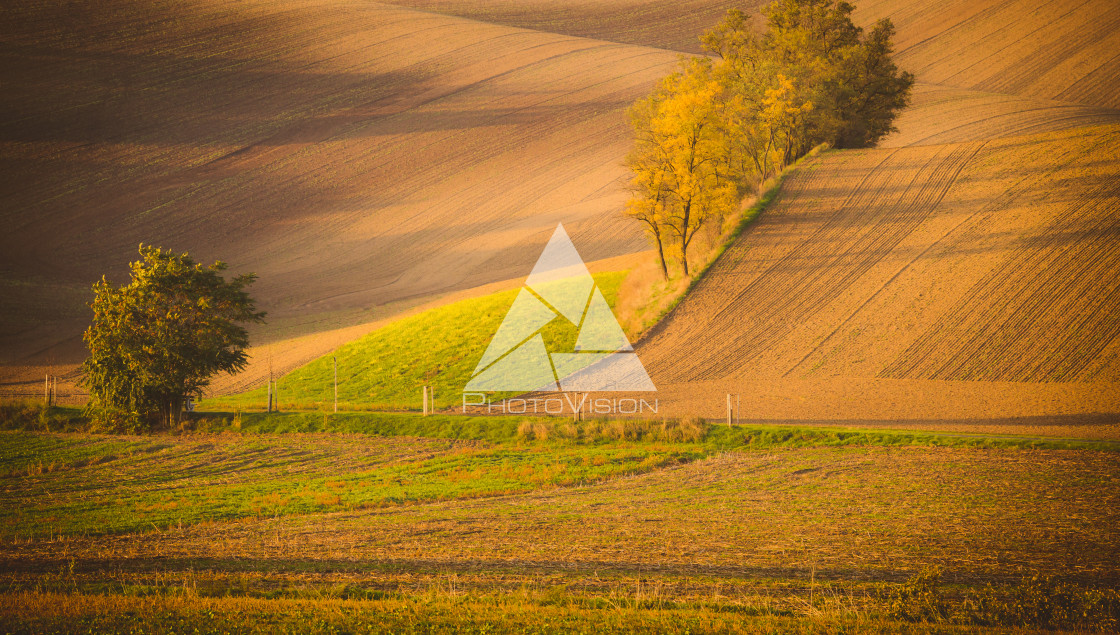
[8,410,1104,539]
[1,411,1119,632]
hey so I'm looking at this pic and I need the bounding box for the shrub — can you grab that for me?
[974,575,1120,630]
[884,567,949,623]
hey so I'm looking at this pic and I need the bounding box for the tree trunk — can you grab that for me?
[654,232,668,279]
[165,396,183,429]
[680,201,692,277]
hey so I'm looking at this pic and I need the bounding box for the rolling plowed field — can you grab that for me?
[0,0,678,370]
[3,0,1119,429]
[378,0,750,53]
[636,123,1120,425]
[880,83,1120,148]
[856,0,1120,109]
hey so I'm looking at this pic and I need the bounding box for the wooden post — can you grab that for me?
[52,376,56,405]
[333,355,338,413]
[45,374,50,406]
[422,386,429,416]
[267,377,273,413]
[726,394,732,427]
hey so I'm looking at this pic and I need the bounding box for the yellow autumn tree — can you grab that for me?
[624,0,912,281]
[625,58,739,277]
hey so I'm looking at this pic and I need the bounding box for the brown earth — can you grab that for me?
[856,0,1120,109]
[880,83,1120,148]
[378,0,753,53]
[635,124,1120,426]
[0,0,680,368]
[3,0,1120,430]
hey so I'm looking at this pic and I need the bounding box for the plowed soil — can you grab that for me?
[4,0,1120,432]
[635,124,1120,429]
[0,0,678,369]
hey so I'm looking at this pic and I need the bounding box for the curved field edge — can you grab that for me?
[0,0,678,370]
[202,144,823,413]
[632,122,1120,424]
[202,272,627,412]
[622,145,828,343]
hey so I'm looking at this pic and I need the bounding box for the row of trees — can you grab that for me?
[626,0,913,277]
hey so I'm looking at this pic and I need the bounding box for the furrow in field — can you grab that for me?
[880,83,1120,148]
[882,168,1120,382]
[375,0,755,53]
[855,0,1120,109]
[636,123,1120,420]
[0,0,680,367]
[637,141,981,383]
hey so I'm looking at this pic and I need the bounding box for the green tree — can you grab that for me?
[81,246,265,429]
[831,19,914,148]
[705,0,912,151]
[758,0,912,149]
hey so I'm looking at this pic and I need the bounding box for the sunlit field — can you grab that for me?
[2,416,1118,632]
[5,0,1120,631]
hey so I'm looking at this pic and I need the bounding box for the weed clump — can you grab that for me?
[884,568,1120,631]
[517,420,550,442]
[883,567,949,623]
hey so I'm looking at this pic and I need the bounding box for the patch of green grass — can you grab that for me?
[0,429,702,538]
[185,411,1119,450]
[2,412,1112,539]
[202,272,627,412]
[0,402,90,433]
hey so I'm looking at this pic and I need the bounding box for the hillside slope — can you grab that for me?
[636,123,1120,420]
[0,0,677,370]
[880,83,1120,148]
[377,0,749,53]
[856,0,1120,109]
[5,0,1120,422]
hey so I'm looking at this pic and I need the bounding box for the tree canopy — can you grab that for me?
[81,245,265,429]
[627,0,913,277]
